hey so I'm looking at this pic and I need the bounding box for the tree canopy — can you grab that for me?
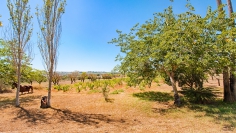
[110,3,236,105]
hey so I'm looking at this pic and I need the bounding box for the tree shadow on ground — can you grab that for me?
[0,97,14,108]
[13,106,129,127]
[133,91,173,102]
[0,95,41,109]
[15,106,48,123]
[50,107,126,126]
[187,100,236,131]
[133,91,176,115]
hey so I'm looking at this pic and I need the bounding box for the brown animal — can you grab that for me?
[12,82,33,94]
[23,85,33,93]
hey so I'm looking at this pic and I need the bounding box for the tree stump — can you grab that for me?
[40,96,48,108]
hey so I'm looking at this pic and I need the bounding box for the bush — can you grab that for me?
[0,80,12,93]
[102,81,110,101]
[54,85,62,91]
[102,74,112,79]
[180,87,219,104]
[74,82,82,92]
[139,81,146,91]
[87,83,95,90]
[62,85,70,92]
[54,85,70,92]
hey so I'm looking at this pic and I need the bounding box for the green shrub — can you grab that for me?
[87,83,95,90]
[76,86,81,92]
[62,85,70,92]
[180,87,219,104]
[153,77,160,84]
[54,85,62,91]
[102,81,110,102]
[93,81,101,89]
[139,81,146,91]
[54,85,70,92]
[111,89,124,94]
[74,83,82,92]
[81,83,87,90]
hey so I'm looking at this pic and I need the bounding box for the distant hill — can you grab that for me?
[56,71,111,76]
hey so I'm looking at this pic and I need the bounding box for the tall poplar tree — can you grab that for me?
[7,0,33,107]
[36,0,66,107]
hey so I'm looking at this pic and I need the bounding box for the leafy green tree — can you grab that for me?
[0,39,34,86]
[68,71,79,84]
[36,0,66,107]
[21,64,34,84]
[33,70,47,85]
[52,72,61,85]
[111,6,181,105]
[80,72,87,82]
[88,74,97,82]
[110,2,235,105]
[0,39,15,85]
[7,0,33,106]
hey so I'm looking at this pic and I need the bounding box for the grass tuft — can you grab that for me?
[111,89,124,94]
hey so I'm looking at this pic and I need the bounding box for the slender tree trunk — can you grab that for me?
[223,67,233,102]
[233,76,236,100]
[231,58,236,100]
[47,78,52,107]
[16,42,22,107]
[227,0,233,17]
[16,63,20,107]
[47,64,53,107]
[167,71,181,106]
[217,0,223,10]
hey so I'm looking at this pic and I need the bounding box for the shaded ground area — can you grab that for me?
[0,77,235,133]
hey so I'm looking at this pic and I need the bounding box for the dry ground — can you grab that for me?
[0,76,235,133]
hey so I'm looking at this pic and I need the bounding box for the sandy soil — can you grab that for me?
[0,76,233,133]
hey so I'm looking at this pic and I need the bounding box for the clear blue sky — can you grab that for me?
[0,0,235,72]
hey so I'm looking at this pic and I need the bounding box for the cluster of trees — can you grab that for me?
[67,72,119,84]
[0,0,66,107]
[110,1,236,106]
[50,71,119,85]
